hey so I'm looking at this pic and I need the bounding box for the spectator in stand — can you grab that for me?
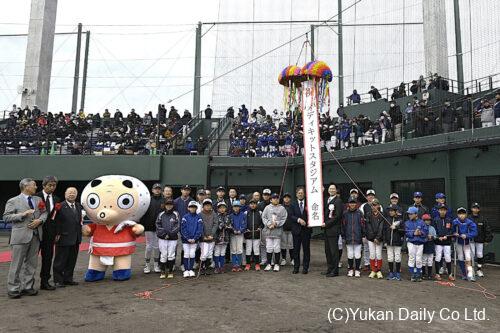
[226,106,235,119]
[348,90,361,105]
[441,100,456,133]
[494,91,500,126]
[204,105,213,119]
[418,75,427,92]
[389,101,403,141]
[479,100,495,127]
[410,80,419,95]
[168,106,180,121]
[398,82,407,98]
[390,88,399,101]
[368,86,382,100]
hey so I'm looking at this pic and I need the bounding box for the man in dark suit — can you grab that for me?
[53,187,82,287]
[323,184,344,277]
[35,175,60,290]
[290,187,312,274]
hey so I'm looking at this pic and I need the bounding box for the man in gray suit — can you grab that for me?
[3,178,48,298]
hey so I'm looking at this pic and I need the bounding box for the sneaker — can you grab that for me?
[376,271,383,279]
[237,266,243,272]
[395,272,401,281]
[410,274,416,282]
[280,259,287,266]
[387,272,394,280]
[167,273,174,279]
[354,270,361,278]
[231,266,238,272]
[347,269,354,277]
[183,271,189,278]
[153,262,161,273]
[468,275,476,282]
[416,275,422,282]
[439,266,445,275]
[255,264,261,271]
[160,272,166,279]
[290,259,294,266]
[189,270,196,277]
[244,264,251,271]
[273,264,280,272]
[213,268,220,274]
[368,271,376,279]
[448,274,455,281]
[434,274,442,281]
[143,263,151,274]
[264,264,272,271]
[476,270,484,277]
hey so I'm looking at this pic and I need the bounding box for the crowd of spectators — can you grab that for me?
[0,104,202,155]
[227,89,500,157]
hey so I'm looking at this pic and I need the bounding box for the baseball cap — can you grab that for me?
[239,194,247,200]
[413,191,423,197]
[152,183,162,189]
[202,198,213,205]
[164,199,173,205]
[216,186,225,192]
[366,189,376,196]
[217,201,227,208]
[348,196,357,203]
[249,199,257,204]
[371,198,380,206]
[263,189,272,195]
[182,185,191,190]
[457,207,467,214]
[407,207,418,214]
[232,200,241,207]
[350,188,359,194]
[271,193,279,199]
[422,214,431,220]
[188,201,198,207]
[438,203,448,209]
[390,193,399,199]
[283,192,292,198]
[471,202,480,208]
[197,189,206,195]
[435,193,446,199]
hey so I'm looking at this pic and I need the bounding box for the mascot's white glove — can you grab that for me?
[115,220,137,233]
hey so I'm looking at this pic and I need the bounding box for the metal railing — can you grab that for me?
[207,116,232,156]
[346,73,500,105]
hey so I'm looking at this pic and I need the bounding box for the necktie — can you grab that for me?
[300,201,303,214]
[45,195,51,212]
[28,196,34,209]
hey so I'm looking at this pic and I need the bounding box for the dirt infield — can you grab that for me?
[0,236,499,333]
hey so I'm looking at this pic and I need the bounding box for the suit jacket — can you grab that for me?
[324,195,343,237]
[54,201,83,246]
[290,200,311,235]
[3,194,48,244]
[35,191,61,232]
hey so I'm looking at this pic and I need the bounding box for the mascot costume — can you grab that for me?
[81,175,150,281]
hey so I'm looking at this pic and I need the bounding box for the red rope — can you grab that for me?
[435,281,497,300]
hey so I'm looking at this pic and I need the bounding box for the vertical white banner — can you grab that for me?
[301,80,324,227]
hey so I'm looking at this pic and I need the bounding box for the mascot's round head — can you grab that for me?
[81,175,151,225]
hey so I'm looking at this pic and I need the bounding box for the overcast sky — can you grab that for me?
[0,0,498,116]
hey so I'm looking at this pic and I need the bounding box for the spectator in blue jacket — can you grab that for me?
[453,207,478,281]
[348,89,361,104]
[230,201,247,271]
[180,201,203,278]
[405,206,429,282]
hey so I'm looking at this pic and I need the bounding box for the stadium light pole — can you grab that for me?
[337,0,344,107]
[71,23,83,114]
[80,30,90,112]
[193,22,202,118]
[453,0,464,94]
